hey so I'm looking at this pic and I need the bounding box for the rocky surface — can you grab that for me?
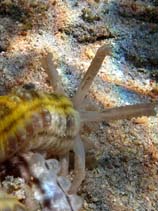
[0,0,158,210]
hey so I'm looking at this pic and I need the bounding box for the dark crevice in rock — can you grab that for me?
[62,24,113,43]
[117,2,158,23]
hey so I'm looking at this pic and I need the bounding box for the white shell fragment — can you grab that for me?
[29,153,82,211]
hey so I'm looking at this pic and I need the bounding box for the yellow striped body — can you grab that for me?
[0,87,80,162]
[0,190,26,210]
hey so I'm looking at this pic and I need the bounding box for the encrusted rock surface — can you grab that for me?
[0,0,158,210]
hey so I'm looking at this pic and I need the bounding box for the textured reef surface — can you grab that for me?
[0,0,158,210]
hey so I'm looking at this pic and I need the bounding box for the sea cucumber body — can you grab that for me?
[0,88,80,162]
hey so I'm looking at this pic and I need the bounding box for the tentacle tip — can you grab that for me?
[99,44,112,56]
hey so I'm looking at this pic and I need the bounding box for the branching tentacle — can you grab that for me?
[68,135,85,194]
[80,102,158,122]
[72,44,112,109]
[42,52,66,95]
